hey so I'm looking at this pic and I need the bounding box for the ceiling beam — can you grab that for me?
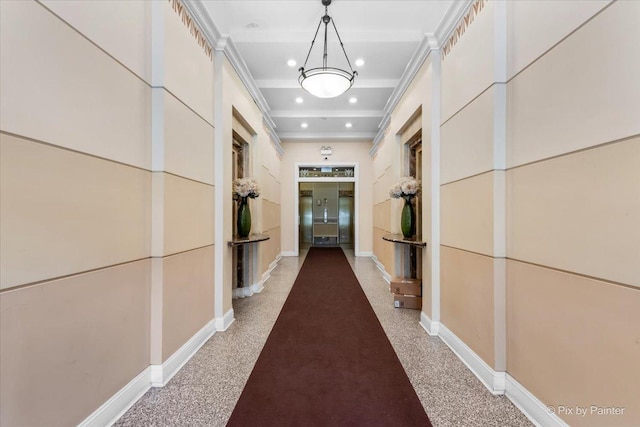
[279,132,376,141]
[232,31,424,44]
[270,110,383,118]
[256,79,399,89]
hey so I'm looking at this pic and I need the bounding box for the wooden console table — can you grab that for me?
[382,234,427,248]
[227,233,270,247]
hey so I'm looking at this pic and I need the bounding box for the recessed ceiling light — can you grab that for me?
[287,59,297,67]
[301,122,308,128]
[349,97,358,104]
[355,58,365,67]
[295,97,304,104]
[345,122,353,128]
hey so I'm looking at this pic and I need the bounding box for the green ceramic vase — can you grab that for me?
[237,197,251,237]
[401,196,415,238]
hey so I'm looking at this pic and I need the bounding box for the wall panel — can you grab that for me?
[0,260,150,427]
[441,172,494,257]
[506,0,612,79]
[162,246,215,360]
[507,138,640,286]
[0,0,151,169]
[0,135,150,289]
[39,0,151,82]
[441,87,494,184]
[163,173,215,256]
[507,260,640,426]
[441,246,495,367]
[507,0,640,168]
[163,1,214,123]
[441,0,495,122]
[164,91,215,185]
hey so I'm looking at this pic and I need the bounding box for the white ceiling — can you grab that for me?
[201,0,454,142]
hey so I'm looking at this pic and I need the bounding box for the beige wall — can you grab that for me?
[0,261,151,427]
[0,1,154,424]
[280,140,373,256]
[505,2,640,425]
[0,0,221,424]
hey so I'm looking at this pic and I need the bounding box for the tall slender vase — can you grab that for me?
[237,197,251,237]
[401,196,415,238]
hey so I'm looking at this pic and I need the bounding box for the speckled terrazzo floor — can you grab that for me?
[115,249,533,427]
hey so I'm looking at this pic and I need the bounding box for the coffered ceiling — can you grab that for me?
[198,0,459,142]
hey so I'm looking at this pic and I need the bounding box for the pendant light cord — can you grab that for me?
[300,4,356,76]
[330,17,356,75]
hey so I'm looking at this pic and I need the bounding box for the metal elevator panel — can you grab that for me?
[299,196,313,244]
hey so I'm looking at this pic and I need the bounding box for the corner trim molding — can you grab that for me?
[419,312,440,336]
[78,367,151,427]
[215,308,235,331]
[150,319,217,387]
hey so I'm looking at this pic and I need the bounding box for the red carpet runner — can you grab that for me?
[227,247,432,426]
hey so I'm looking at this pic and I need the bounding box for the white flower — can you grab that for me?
[234,177,260,199]
[389,182,403,198]
[389,176,420,198]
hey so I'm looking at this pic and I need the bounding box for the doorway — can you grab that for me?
[298,182,354,249]
[294,163,359,255]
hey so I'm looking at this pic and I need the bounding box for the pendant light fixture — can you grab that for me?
[298,0,358,98]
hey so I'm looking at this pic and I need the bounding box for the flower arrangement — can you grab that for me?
[389,176,420,200]
[233,177,260,200]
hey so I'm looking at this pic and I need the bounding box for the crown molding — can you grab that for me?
[182,0,222,46]
[369,122,388,156]
[369,33,432,156]
[263,117,284,156]
[369,0,473,157]
[184,1,281,153]
[434,0,475,46]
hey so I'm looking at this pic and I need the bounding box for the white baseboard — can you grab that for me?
[437,323,505,395]
[258,254,281,291]
[80,316,225,426]
[215,308,235,331]
[419,312,440,336]
[150,319,217,387]
[281,251,297,257]
[371,255,391,283]
[79,367,151,427]
[355,251,373,257]
[506,375,569,427]
[419,320,567,426]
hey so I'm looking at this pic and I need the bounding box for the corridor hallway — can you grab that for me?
[115,250,531,426]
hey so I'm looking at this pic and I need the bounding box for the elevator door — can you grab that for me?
[338,182,354,246]
[299,196,313,245]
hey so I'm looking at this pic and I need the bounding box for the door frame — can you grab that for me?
[294,162,359,256]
